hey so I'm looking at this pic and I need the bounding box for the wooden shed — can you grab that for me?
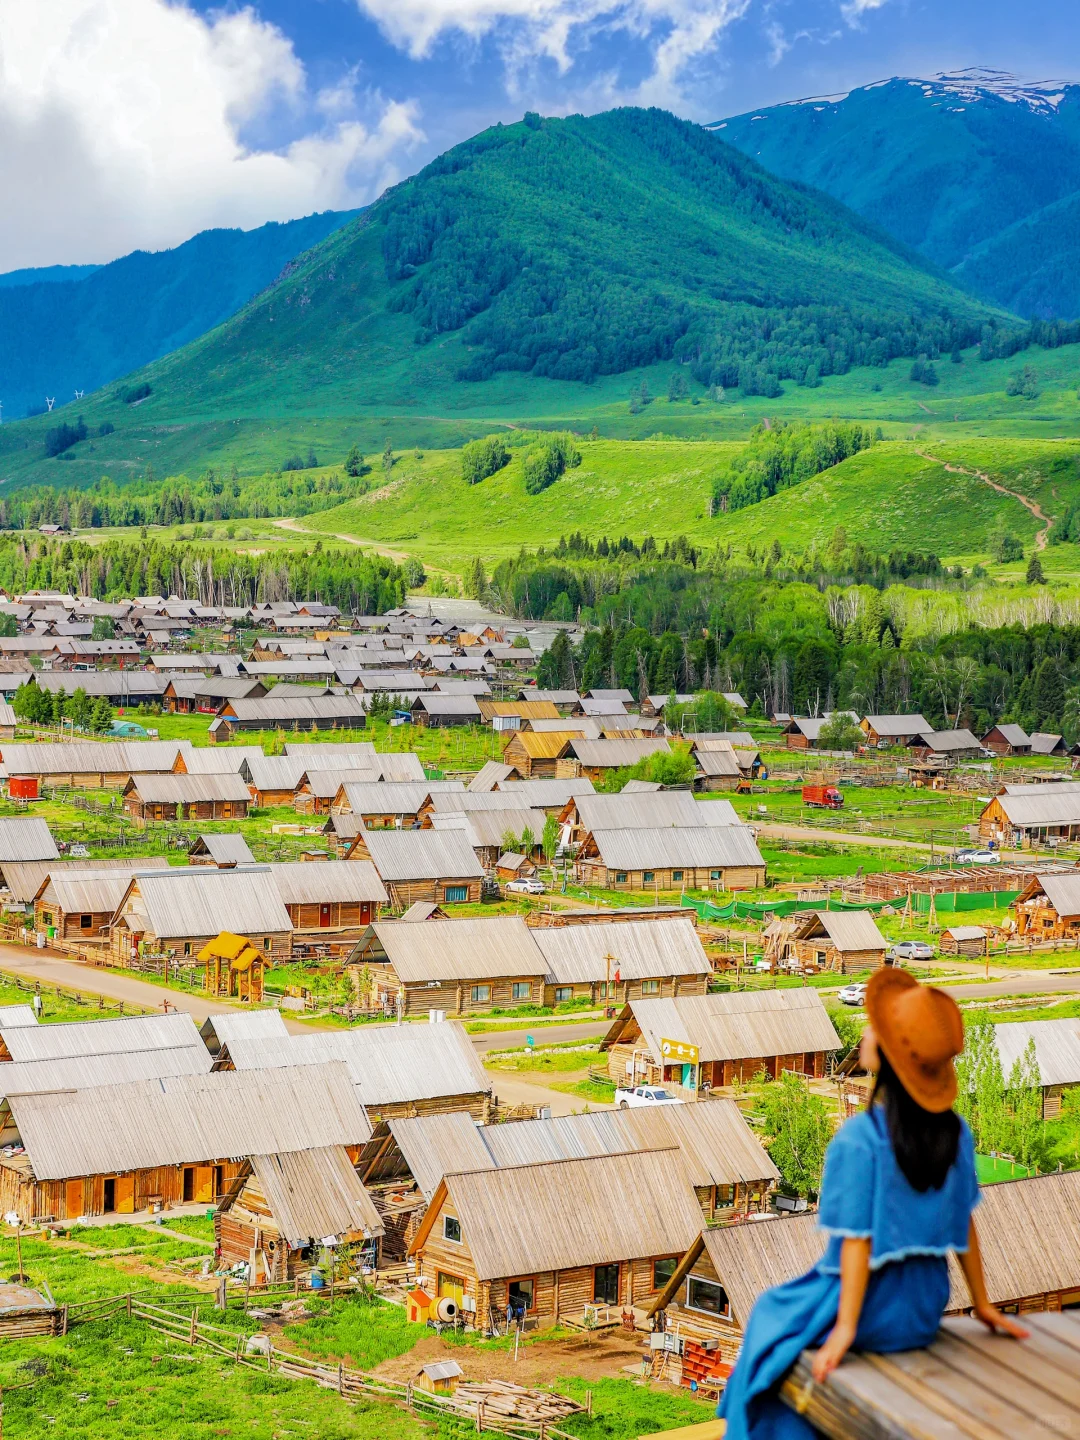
[210,695,366,741]
[859,714,931,748]
[187,833,256,868]
[109,867,293,969]
[787,910,888,973]
[240,755,307,807]
[409,1148,704,1332]
[33,868,136,944]
[1012,872,1080,940]
[602,989,842,1091]
[532,916,711,1008]
[982,723,1033,757]
[939,925,988,957]
[0,1061,370,1222]
[346,828,484,908]
[477,699,560,728]
[994,1018,1080,1118]
[981,783,1080,845]
[495,852,536,881]
[122,772,251,823]
[215,1145,384,1282]
[566,737,672,783]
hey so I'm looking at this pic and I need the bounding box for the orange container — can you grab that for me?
[9,776,39,800]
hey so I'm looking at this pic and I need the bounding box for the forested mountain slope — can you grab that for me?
[0,210,359,419]
[714,69,1080,319]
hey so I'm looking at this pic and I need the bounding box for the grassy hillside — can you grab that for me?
[298,436,1064,569]
[0,106,1010,488]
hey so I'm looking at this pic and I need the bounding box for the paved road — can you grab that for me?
[469,1018,612,1053]
[938,973,1080,1002]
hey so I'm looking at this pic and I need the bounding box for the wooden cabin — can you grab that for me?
[200,931,271,1003]
[240,755,307,807]
[108,867,293,969]
[477,699,560,728]
[215,1146,384,1281]
[1012,872,1080,939]
[332,781,447,830]
[0,1062,370,1222]
[409,1149,704,1332]
[979,784,1080,845]
[786,910,887,973]
[559,790,726,846]
[566,737,672,783]
[213,1020,492,1123]
[347,916,547,1016]
[982,723,1033,757]
[859,714,930,748]
[994,1018,1080,1118]
[411,695,481,728]
[939,925,988,958]
[209,695,366,741]
[187,833,255,868]
[602,989,842,1092]
[346,828,484,908]
[532,916,711,1008]
[500,731,577,779]
[575,824,766,892]
[1030,732,1069,757]
[424,806,546,870]
[162,676,266,714]
[495,852,536,882]
[267,860,387,952]
[33,869,134,944]
[122,772,252,822]
[0,739,185,790]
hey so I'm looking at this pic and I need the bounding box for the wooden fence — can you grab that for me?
[57,1290,584,1439]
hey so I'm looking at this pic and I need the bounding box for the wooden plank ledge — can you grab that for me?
[780,1314,1080,1439]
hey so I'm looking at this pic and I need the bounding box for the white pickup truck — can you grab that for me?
[614,1085,683,1109]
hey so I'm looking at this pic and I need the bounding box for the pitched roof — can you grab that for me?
[0,740,185,777]
[994,791,1080,828]
[862,714,931,736]
[0,1007,37,1028]
[418,1149,703,1280]
[242,755,307,792]
[572,792,709,832]
[467,761,515,792]
[585,825,765,872]
[1023,872,1080,916]
[199,1009,290,1056]
[180,746,264,774]
[0,1011,205,1063]
[3,1062,371,1180]
[994,1017,1080,1087]
[567,738,671,768]
[0,818,58,863]
[243,1147,384,1244]
[700,1215,827,1326]
[912,728,984,753]
[504,731,577,760]
[338,782,439,815]
[412,694,482,717]
[0,1044,215,1098]
[988,724,1031,747]
[358,828,484,882]
[793,910,887,952]
[607,989,842,1064]
[533,917,710,984]
[360,917,544,981]
[124,773,252,804]
[38,868,143,916]
[429,807,546,851]
[223,1022,490,1107]
[946,1171,1080,1309]
[0,857,171,905]
[1029,733,1066,755]
[118,866,292,939]
[189,833,256,866]
[266,860,387,906]
[221,695,365,723]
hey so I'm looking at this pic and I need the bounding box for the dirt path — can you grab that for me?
[918,451,1052,550]
[754,822,937,852]
[273,517,460,580]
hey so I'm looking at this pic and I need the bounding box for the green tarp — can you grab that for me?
[681,891,1021,923]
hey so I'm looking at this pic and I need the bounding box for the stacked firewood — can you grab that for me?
[452,1380,584,1421]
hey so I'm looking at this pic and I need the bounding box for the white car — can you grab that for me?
[505,877,546,895]
[837,982,868,1006]
[615,1085,684,1109]
[954,849,1001,865]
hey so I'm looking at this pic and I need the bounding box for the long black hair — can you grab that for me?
[871,1051,960,1192]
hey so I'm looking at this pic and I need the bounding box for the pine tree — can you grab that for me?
[1026,552,1046,584]
[382,441,394,473]
[1031,656,1065,730]
[464,557,487,599]
[345,445,364,477]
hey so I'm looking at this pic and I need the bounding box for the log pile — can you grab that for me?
[452,1381,584,1422]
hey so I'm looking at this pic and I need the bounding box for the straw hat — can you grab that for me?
[865,967,963,1113]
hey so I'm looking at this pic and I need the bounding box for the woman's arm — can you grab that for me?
[811,1237,871,1383]
[958,1217,1029,1339]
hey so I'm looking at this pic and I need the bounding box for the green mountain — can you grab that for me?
[0,105,1007,480]
[0,210,359,420]
[713,69,1080,319]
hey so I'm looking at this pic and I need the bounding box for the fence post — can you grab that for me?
[126,1293,132,1319]
[338,1362,344,1396]
[190,1309,197,1346]
[60,1305,68,1336]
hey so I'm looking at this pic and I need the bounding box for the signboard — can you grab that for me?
[659,1037,699,1065]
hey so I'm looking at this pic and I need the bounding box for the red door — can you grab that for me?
[319,904,331,928]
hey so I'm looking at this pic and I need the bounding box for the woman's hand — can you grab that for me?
[811,1322,856,1384]
[972,1302,1029,1340]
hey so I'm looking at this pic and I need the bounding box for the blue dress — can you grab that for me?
[717,1107,980,1440]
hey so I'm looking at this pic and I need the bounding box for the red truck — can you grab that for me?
[803,784,843,809]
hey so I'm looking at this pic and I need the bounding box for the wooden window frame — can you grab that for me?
[641,979,661,995]
[470,984,491,1004]
[554,986,573,1003]
[507,1275,538,1314]
[511,982,531,1000]
[442,1214,462,1244]
[686,1275,730,1318]
[653,1255,678,1290]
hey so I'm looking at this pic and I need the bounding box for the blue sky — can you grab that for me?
[2,0,1080,270]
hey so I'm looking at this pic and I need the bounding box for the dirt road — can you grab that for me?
[918,451,1052,550]
[755,822,937,852]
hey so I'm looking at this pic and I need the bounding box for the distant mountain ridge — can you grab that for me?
[0,210,360,418]
[713,68,1080,319]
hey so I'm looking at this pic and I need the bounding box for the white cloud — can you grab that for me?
[839,0,890,24]
[0,1,425,269]
[352,0,754,110]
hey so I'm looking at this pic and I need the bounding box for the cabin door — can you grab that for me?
[319,904,331,928]
[115,1175,135,1214]
[193,1167,215,1203]
[65,1180,84,1219]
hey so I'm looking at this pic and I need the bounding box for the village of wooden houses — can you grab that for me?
[1,588,1080,1439]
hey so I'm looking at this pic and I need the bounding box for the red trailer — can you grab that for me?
[803,784,843,809]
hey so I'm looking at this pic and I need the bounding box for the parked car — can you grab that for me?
[614,1085,683,1109]
[887,940,934,962]
[954,848,1001,865]
[505,877,546,895]
[837,981,868,1006]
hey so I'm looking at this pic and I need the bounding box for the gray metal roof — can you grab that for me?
[412,694,481,716]
[579,698,630,716]
[585,689,634,702]
[496,778,596,805]
[39,868,141,916]
[266,860,388,906]
[429,789,550,815]
[0,1010,205,1063]
[989,724,1031,747]
[4,1061,371,1180]
[0,740,186,777]
[586,824,765,871]
[359,828,484,883]
[863,714,931,736]
[225,1022,490,1107]
[694,749,741,777]
[124,773,252,804]
[995,791,1080,828]
[362,916,544,981]
[339,781,443,815]
[0,819,58,864]
[0,857,170,906]
[688,732,756,749]
[621,779,662,793]
[795,910,887,952]
[1026,872,1080,916]
[943,925,987,941]
[300,768,380,798]
[242,755,308,791]
[429,807,546,850]
[119,867,292,939]
[1029,733,1066,755]
[190,833,255,866]
[467,762,515,792]
[0,1007,36,1028]
[609,990,842,1064]
[223,695,365,723]
[283,741,377,766]
[244,1147,384,1244]
[524,690,580,704]
[199,1009,290,1055]
[533,916,710,984]
[567,737,672,767]
[994,1018,1080,1088]
[372,752,428,783]
[0,1043,214,1098]
[913,728,985,753]
[181,745,265,774]
[573,792,733,832]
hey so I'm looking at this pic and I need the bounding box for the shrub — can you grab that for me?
[461,435,511,485]
[523,433,581,496]
[120,382,151,404]
[44,417,88,458]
